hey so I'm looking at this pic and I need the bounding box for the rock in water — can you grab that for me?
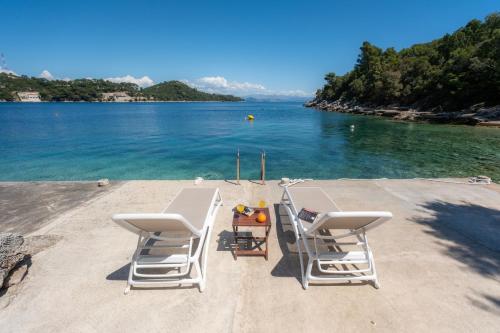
[0,233,26,289]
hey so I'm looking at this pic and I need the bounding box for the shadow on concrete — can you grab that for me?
[411,200,500,277]
[218,228,268,260]
[217,230,235,255]
[466,292,500,315]
[106,263,130,281]
[247,179,265,186]
[411,200,500,312]
[270,204,301,282]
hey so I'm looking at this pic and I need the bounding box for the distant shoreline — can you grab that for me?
[0,100,246,103]
[305,100,500,127]
[0,76,242,102]
[0,100,305,103]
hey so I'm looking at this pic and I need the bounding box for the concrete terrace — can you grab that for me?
[1,179,499,332]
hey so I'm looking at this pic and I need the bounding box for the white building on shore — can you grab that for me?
[16,91,41,102]
[101,92,133,102]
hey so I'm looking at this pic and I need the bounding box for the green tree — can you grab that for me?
[314,12,500,111]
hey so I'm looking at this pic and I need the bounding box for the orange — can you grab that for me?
[256,212,267,223]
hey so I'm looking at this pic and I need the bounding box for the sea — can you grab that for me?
[0,102,499,181]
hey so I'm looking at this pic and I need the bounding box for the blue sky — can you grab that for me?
[0,0,498,96]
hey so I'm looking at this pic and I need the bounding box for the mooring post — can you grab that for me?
[261,150,266,185]
[236,148,240,185]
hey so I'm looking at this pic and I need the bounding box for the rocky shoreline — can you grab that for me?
[305,100,500,127]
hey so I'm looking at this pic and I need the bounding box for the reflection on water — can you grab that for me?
[0,102,498,181]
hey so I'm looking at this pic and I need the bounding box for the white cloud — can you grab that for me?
[185,75,313,97]
[38,70,71,81]
[40,70,54,80]
[197,76,265,91]
[196,76,229,88]
[105,75,154,88]
[185,76,266,95]
[0,68,17,76]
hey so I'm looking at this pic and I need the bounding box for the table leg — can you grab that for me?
[233,225,238,260]
[265,225,270,260]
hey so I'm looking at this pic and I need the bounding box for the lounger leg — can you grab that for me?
[299,232,314,290]
[199,281,206,292]
[198,257,206,292]
[124,233,144,295]
[125,259,134,294]
[369,249,380,289]
[198,224,213,292]
[125,254,137,295]
[304,257,313,290]
[124,285,131,295]
[372,265,380,289]
[191,260,204,292]
[295,236,306,289]
[363,233,380,289]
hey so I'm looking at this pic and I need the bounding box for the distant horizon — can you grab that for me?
[0,1,498,97]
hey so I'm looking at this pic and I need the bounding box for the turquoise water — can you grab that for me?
[0,102,499,181]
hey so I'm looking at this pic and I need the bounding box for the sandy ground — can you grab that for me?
[0,179,499,332]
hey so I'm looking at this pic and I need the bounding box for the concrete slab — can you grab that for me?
[0,180,499,332]
[0,181,121,234]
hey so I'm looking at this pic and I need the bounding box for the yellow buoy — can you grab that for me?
[247,114,254,120]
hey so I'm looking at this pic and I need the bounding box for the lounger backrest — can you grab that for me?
[162,188,218,231]
[285,187,339,214]
[112,188,219,238]
[112,213,202,237]
[284,186,392,235]
[307,211,392,235]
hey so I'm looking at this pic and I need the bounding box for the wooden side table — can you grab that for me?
[232,207,271,260]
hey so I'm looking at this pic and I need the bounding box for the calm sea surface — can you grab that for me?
[0,102,499,181]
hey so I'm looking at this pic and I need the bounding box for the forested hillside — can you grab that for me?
[0,74,139,101]
[313,13,499,112]
[0,75,242,102]
[141,81,242,101]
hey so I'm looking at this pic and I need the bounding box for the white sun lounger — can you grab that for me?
[112,188,222,293]
[280,186,392,289]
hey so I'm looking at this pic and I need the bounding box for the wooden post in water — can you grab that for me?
[236,149,240,185]
[260,150,266,185]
